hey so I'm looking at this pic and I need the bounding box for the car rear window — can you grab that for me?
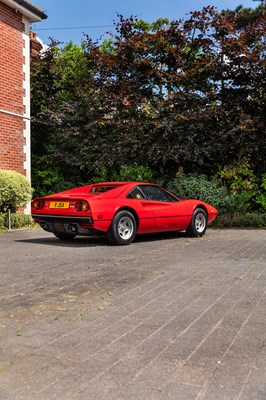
[89,185,119,194]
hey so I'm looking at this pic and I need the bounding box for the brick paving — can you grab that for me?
[0,228,265,400]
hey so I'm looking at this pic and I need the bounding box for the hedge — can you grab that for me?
[212,213,266,229]
[0,213,35,230]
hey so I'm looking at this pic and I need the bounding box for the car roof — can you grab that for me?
[89,182,157,190]
[90,182,154,186]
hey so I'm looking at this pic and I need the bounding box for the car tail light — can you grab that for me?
[75,201,90,212]
[32,199,45,210]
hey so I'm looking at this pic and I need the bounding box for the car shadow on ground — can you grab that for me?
[15,231,188,248]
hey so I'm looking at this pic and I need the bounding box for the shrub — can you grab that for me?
[31,167,74,197]
[0,213,35,230]
[91,164,153,183]
[0,213,5,229]
[90,167,110,183]
[257,173,266,211]
[0,170,32,212]
[213,213,266,228]
[10,214,35,229]
[166,172,247,215]
[216,159,258,211]
[115,164,153,182]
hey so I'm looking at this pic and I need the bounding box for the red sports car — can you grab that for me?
[31,182,218,245]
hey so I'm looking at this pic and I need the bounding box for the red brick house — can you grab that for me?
[0,0,47,212]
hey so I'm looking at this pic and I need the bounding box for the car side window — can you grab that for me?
[127,187,145,200]
[140,185,177,202]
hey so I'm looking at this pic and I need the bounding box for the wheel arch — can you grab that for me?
[114,207,139,230]
[194,204,208,215]
[193,205,209,225]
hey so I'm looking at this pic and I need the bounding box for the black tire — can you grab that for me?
[186,208,207,237]
[107,210,136,245]
[54,233,76,240]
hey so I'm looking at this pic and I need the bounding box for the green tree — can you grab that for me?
[222,3,265,29]
[31,40,97,189]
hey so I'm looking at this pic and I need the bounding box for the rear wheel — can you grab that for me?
[54,233,76,240]
[107,210,136,245]
[186,208,207,237]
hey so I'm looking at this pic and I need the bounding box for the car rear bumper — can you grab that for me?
[32,214,96,236]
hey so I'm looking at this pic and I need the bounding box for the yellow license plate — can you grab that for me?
[49,201,70,209]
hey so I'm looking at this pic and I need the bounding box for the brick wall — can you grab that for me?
[0,1,26,175]
[0,114,25,174]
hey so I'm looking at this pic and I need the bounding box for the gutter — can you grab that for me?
[13,0,47,19]
[1,0,47,22]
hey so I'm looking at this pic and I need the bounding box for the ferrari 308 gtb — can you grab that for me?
[31,182,218,245]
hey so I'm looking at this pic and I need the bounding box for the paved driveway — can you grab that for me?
[0,228,265,400]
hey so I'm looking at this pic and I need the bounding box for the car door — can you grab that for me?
[139,185,190,232]
[126,186,157,233]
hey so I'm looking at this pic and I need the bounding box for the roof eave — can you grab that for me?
[1,0,47,22]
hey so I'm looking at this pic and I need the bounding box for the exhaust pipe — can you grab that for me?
[40,222,49,231]
[68,224,78,233]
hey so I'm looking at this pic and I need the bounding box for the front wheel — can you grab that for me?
[107,210,136,245]
[186,209,207,237]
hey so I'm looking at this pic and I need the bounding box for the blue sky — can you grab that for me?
[32,0,260,45]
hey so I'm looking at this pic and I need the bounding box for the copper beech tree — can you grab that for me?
[31,6,265,186]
